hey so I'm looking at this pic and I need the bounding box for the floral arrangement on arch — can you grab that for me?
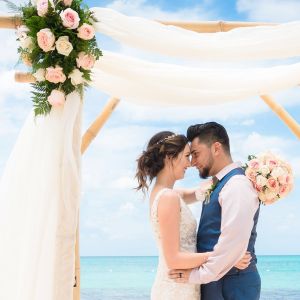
[244,152,294,205]
[5,0,102,116]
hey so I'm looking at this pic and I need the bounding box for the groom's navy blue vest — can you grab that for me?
[197,167,260,274]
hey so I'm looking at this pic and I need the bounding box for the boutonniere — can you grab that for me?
[204,179,218,205]
[195,178,218,205]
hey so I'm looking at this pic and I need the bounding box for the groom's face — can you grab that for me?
[190,138,214,179]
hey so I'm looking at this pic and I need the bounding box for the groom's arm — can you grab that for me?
[175,187,198,204]
[176,181,210,204]
[188,175,259,284]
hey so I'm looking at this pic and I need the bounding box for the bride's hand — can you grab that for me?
[234,252,251,270]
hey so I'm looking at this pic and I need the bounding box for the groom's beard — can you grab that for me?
[198,157,214,179]
[199,167,210,179]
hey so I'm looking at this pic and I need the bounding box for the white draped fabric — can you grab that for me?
[0,92,82,300]
[92,51,300,105]
[92,7,300,61]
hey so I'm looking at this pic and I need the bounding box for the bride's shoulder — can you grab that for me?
[157,189,180,210]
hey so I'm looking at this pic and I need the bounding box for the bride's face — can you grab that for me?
[171,144,191,180]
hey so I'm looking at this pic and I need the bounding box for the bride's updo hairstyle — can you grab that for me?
[135,131,188,193]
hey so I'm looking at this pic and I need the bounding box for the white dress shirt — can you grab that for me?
[189,162,259,284]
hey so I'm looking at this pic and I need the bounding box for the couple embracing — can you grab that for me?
[136,122,261,300]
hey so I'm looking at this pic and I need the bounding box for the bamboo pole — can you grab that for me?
[0,14,275,32]
[73,217,80,300]
[158,20,275,33]
[0,15,22,29]
[70,97,120,300]
[15,72,35,83]
[260,94,300,139]
[81,97,120,153]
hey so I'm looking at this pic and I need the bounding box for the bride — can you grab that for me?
[135,131,250,300]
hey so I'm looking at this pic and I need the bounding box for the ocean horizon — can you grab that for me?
[81,255,300,300]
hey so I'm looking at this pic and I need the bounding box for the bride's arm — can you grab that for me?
[157,191,210,269]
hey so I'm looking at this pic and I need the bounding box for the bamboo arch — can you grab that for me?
[0,13,299,300]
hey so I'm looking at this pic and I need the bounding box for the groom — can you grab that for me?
[169,122,261,300]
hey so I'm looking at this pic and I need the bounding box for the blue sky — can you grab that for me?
[0,0,299,256]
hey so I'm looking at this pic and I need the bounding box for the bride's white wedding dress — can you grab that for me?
[150,188,200,300]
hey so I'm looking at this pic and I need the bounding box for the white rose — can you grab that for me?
[20,36,34,52]
[258,192,267,203]
[68,68,84,85]
[31,0,38,5]
[260,165,270,176]
[55,36,73,56]
[33,68,46,82]
[271,167,285,179]
[264,189,278,202]
[256,175,267,187]
[16,25,29,39]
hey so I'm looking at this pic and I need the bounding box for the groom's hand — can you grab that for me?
[168,269,192,283]
[234,252,252,270]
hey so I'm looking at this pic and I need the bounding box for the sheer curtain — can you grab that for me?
[92,7,300,61]
[0,92,82,300]
[91,51,300,105]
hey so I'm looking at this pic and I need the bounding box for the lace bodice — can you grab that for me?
[150,188,200,300]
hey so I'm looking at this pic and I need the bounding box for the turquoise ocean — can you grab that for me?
[81,255,300,300]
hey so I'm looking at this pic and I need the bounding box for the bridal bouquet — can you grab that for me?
[244,152,294,205]
[7,0,102,116]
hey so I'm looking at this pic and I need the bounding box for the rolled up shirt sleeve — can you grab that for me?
[189,175,259,284]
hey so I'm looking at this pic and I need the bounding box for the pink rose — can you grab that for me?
[45,66,66,83]
[279,185,289,198]
[47,89,65,107]
[60,8,80,29]
[63,0,73,6]
[245,168,256,182]
[254,183,262,192]
[37,28,55,52]
[76,52,96,70]
[248,159,260,170]
[77,23,95,40]
[278,174,290,185]
[37,0,49,17]
[266,177,278,193]
[266,158,278,171]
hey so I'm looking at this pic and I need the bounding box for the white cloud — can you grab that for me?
[109,176,136,189]
[0,31,19,66]
[0,71,31,138]
[237,0,300,22]
[0,70,30,104]
[84,198,148,241]
[241,119,255,126]
[231,131,300,161]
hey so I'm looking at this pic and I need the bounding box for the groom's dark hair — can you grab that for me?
[187,122,230,153]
